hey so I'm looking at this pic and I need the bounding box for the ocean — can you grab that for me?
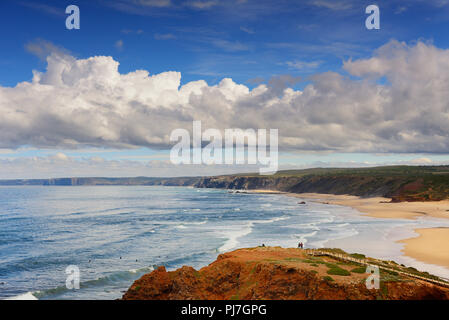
[1,185,449,300]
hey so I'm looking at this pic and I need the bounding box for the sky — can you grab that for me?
[1,0,449,178]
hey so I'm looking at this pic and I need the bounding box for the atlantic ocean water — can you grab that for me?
[1,186,449,300]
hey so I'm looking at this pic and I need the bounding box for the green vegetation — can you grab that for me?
[351,267,367,274]
[302,258,325,264]
[205,166,449,201]
[320,248,347,255]
[283,257,303,262]
[326,264,351,276]
[380,283,389,297]
[322,276,334,282]
[350,253,366,259]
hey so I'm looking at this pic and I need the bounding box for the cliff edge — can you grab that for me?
[122,247,449,300]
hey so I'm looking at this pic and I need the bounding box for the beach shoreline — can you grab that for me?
[399,228,449,270]
[249,190,449,271]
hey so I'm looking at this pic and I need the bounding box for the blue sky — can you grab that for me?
[2,0,449,86]
[1,0,449,178]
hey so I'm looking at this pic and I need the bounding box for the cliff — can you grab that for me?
[122,247,449,300]
[2,166,449,202]
[194,166,449,201]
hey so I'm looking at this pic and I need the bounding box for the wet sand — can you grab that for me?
[399,228,449,269]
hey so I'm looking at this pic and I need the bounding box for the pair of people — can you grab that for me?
[298,242,304,249]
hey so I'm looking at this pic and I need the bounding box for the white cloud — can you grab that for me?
[134,0,172,7]
[286,60,322,71]
[240,26,255,34]
[308,0,353,11]
[115,40,124,50]
[186,1,219,9]
[409,157,433,164]
[51,152,69,161]
[2,40,449,154]
[154,33,177,40]
[0,155,263,179]
[395,6,408,14]
[211,39,250,52]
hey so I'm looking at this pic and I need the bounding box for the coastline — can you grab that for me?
[399,228,449,269]
[286,192,449,220]
[249,190,449,271]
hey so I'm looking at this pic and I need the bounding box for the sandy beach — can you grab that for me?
[399,228,449,269]
[250,190,449,270]
[289,193,449,220]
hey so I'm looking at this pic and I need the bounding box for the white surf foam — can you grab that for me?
[218,222,254,252]
[4,291,38,300]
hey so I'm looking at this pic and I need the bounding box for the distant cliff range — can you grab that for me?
[2,166,449,202]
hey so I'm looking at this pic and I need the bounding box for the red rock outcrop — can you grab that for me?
[122,247,449,300]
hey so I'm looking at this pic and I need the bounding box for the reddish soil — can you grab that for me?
[122,247,449,300]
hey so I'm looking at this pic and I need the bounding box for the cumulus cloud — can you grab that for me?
[1,40,449,153]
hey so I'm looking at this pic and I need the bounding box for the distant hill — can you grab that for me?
[2,166,449,202]
[0,176,200,187]
[196,166,449,202]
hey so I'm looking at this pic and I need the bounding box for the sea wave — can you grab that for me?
[218,215,291,252]
[4,291,38,300]
[4,265,156,300]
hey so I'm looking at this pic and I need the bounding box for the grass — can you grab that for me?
[322,276,334,282]
[327,268,351,276]
[326,264,351,276]
[320,248,347,255]
[302,258,325,264]
[283,257,303,262]
[351,267,367,274]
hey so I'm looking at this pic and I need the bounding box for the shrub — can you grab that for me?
[327,267,351,276]
[351,267,366,274]
[350,253,366,259]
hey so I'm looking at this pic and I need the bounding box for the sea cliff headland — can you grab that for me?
[3,166,449,273]
[122,247,449,300]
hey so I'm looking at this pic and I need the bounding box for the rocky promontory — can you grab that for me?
[122,247,449,300]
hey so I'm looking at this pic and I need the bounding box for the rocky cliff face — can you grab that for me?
[122,247,449,300]
[194,171,449,201]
